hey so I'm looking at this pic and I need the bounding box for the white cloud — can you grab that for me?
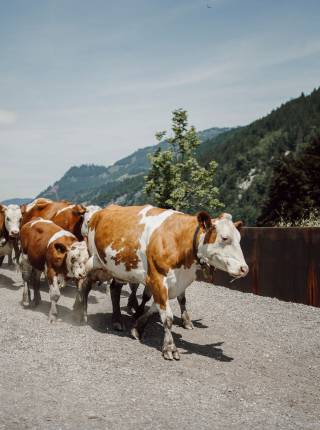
[0,110,18,126]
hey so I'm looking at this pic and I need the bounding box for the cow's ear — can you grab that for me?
[197,211,212,231]
[20,204,27,214]
[0,205,4,213]
[234,220,243,231]
[54,242,67,255]
[73,204,87,216]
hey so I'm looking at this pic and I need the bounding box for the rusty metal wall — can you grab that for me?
[207,227,320,307]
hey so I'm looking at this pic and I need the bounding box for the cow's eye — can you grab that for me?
[6,217,10,222]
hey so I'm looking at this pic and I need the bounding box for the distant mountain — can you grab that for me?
[1,198,32,206]
[38,127,230,204]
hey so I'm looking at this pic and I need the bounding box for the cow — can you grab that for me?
[0,204,22,267]
[20,218,89,322]
[21,198,87,240]
[74,204,248,360]
[81,205,101,239]
[80,204,140,322]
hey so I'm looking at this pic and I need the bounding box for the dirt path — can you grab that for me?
[0,264,319,430]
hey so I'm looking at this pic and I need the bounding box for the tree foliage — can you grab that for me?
[144,109,223,213]
[196,87,320,225]
[258,134,320,225]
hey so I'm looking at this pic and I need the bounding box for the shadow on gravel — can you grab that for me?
[0,273,21,290]
[21,300,78,324]
[88,312,133,334]
[142,323,233,361]
[87,311,233,361]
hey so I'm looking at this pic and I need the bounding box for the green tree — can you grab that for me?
[258,135,320,225]
[144,109,223,213]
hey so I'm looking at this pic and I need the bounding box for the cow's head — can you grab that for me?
[65,241,89,279]
[1,204,22,238]
[81,205,101,238]
[72,204,87,217]
[196,212,248,278]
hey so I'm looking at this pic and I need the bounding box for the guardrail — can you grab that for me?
[204,227,320,307]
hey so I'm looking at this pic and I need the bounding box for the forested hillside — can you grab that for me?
[197,88,320,224]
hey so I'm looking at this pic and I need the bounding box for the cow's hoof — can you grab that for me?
[163,350,174,360]
[48,314,57,323]
[112,321,123,331]
[182,320,194,330]
[22,300,30,308]
[73,310,87,324]
[172,350,180,360]
[126,306,134,315]
[131,327,141,340]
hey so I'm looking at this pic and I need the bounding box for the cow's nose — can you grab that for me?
[240,265,249,275]
[10,230,19,237]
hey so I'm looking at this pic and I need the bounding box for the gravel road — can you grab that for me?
[0,263,319,430]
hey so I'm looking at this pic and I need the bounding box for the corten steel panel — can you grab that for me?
[208,227,320,307]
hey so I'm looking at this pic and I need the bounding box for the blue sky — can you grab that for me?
[0,0,320,200]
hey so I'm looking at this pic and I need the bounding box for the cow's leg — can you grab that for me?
[31,269,42,307]
[158,301,180,361]
[131,301,158,340]
[8,251,14,267]
[20,253,32,307]
[73,273,94,323]
[48,273,60,323]
[134,286,152,319]
[13,240,21,267]
[127,283,139,314]
[110,280,124,331]
[177,291,194,330]
[0,256,4,268]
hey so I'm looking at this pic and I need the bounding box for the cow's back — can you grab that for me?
[21,220,61,271]
[22,200,71,225]
[88,205,178,283]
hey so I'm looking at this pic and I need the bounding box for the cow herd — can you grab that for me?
[0,199,248,360]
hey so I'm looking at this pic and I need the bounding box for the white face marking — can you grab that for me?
[197,214,248,278]
[47,230,76,248]
[81,205,101,238]
[4,205,22,237]
[66,241,89,279]
[55,205,75,216]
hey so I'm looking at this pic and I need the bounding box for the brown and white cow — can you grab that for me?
[20,218,89,322]
[0,204,23,267]
[21,198,87,240]
[74,204,248,360]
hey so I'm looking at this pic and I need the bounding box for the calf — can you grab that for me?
[74,205,248,360]
[20,218,89,322]
[0,204,22,266]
